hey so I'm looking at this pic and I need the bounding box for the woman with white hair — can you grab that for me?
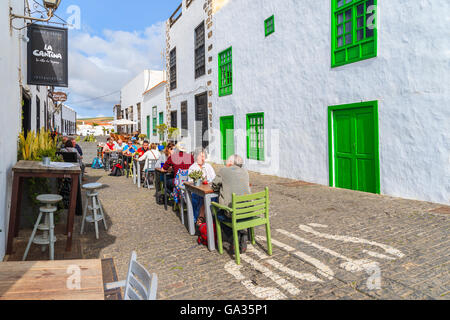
[188,148,217,225]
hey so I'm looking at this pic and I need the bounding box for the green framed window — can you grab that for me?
[159,111,164,141]
[265,15,275,37]
[152,106,157,136]
[246,113,264,161]
[332,0,377,67]
[218,47,233,97]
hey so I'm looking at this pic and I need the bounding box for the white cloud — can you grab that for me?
[65,22,166,117]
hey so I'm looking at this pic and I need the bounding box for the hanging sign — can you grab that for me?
[52,92,67,102]
[27,24,68,87]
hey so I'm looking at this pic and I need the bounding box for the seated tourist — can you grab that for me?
[121,140,137,168]
[211,154,251,251]
[57,136,68,150]
[188,148,217,225]
[115,139,126,152]
[162,142,194,191]
[102,137,115,153]
[122,140,137,155]
[156,142,175,169]
[73,139,83,157]
[61,138,86,180]
[138,143,161,171]
[136,140,151,157]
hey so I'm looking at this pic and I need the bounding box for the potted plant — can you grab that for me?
[39,148,53,166]
[168,127,180,141]
[189,170,204,186]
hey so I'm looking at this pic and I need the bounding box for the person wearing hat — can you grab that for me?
[162,141,194,191]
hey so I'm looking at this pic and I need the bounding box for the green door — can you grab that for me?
[146,116,150,139]
[330,102,380,194]
[220,116,234,160]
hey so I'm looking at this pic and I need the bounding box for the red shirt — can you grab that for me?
[137,147,150,157]
[163,152,194,176]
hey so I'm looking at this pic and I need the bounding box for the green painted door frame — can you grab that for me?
[328,100,380,194]
[220,115,235,161]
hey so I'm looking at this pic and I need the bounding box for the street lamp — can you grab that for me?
[43,0,62,10]
[10,0,62,28]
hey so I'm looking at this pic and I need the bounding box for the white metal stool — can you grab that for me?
[81,183,107,239]
[23,194,63,261]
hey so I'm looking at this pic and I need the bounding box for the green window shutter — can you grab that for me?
[246,113,265,161]
[218,47,233,97]
[159,112,164,140]
[332,0,377,67]
[152,106,157,136]
[265,15,275,37]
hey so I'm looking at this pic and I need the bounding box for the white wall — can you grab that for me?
[143,83,166,143]
[29,86,51,132]
[120,70,164,134]
[212,0,450,205]
[0,0,26,260]
[77,124,113,136]
[168,0,211,150]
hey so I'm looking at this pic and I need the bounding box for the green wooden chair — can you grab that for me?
[211,187,272,265]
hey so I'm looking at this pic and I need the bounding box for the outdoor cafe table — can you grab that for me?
[0,259,104,300]
[6,160,81,255]
[184,182,219,252]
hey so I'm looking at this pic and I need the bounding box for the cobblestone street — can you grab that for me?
[11,165,449,300]
[61,165,447,300]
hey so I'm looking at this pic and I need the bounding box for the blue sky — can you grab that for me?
[48,0,181,118]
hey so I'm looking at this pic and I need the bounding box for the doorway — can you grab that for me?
[328,101,380,194]
[220,116,234,161]
[195,92,209,149]
[22,93,31,137]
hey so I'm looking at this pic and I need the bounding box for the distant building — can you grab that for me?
[77,122,114,136]
[142,81,167,143]
[53,104,77,136]
[117,70,165,135]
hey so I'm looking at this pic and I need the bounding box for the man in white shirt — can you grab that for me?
[114,139,126,152]
[138,143,161,171]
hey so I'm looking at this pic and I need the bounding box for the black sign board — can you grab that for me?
[27,24,68,87]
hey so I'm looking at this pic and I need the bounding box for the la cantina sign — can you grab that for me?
[27,24,68,87]
[33,44,63,60]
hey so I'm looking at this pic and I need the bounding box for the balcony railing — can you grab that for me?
[169,3,182,27]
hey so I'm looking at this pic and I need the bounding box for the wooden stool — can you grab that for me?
[23,194,63,261]
[81,183,107,239]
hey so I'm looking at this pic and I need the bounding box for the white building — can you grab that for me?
[77,122,114,136]
[166,0,449,205]
[142,80,167,143]
[166,0,213,151]
[54,104,77,136]
[0,0,70,259]
[116,70,165,135]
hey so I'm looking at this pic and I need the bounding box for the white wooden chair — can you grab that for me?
[177,173,189,226]
[105,251,158,300]
[143,159,158,189]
